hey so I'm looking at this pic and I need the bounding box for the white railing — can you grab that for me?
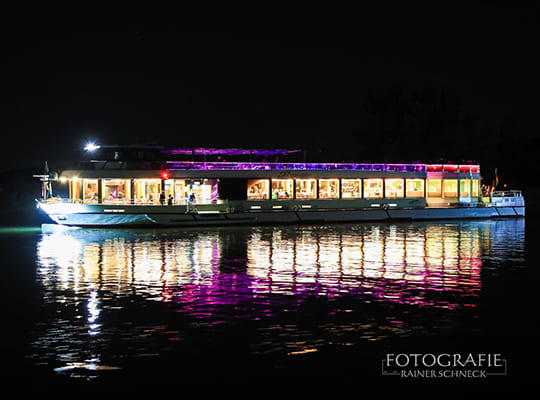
[490,190,524,207]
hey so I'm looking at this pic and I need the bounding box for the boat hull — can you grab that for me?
[37,201,525,227]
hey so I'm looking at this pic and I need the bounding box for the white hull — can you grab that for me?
[38,201,525,227]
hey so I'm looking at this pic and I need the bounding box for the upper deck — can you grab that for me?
[63,144,481,179]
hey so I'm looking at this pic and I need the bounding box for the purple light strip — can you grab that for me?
[162,148,302,156]
[165,161,429,172]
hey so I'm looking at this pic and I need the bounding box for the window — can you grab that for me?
[341,179,362,198]
[271,179,293,199]
[103,179,131,203]
[427,179,442,197]
[164,179,175,204]
[295,179,316,199]
[460,179,471,197]
[175,180,186,203]
[83,179,99,203]
[461,179,480,197]
[71,178,81,202]
[134,179,161,204]
[406,179,424,198]
[443,179,458,197]
[185,179,218,203]
[364,178,383,198]
[319,179,339,199]
[248,179,270,200]
[472,179,480,197]
[385,178,404,198]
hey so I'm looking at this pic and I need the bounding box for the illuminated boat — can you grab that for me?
[35,144,525,227]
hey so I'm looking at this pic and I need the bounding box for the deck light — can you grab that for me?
[84,142,101,152]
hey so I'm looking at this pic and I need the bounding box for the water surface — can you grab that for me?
[1,219,534,384]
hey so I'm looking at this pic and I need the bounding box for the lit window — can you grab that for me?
[460,179,480,197]
[83,179,99,203]
[248,179,270,200]
[70,179,81,202]
[364,178,383,198]
[295,179,316,199]
[174,180,186,203]
[271,179,293,199]
[443,179,458,197]
[459,179,471,197]
[341,179,362,198]
[406,179,424,198]
[427,179,442,197]
[134,179,161,204]
[385,178,404,198]
[472,179,480,197]
[103,179,131,204]
[319,179,339,199]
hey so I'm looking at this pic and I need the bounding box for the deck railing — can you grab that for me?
[491,190,523,197]
[165,161,427,172]
[490,190,525,207]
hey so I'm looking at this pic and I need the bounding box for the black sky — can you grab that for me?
[1,3,539,171]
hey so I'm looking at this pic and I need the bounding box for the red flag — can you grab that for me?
[491,168,499,192]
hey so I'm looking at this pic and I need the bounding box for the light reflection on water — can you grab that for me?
[30,219,525,378]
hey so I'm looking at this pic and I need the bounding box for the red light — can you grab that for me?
[459,165,480,173]
[161,171,169,179]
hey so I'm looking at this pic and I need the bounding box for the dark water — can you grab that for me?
[1,218,537,389]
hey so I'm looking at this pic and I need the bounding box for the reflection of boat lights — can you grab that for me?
[87,290,100,336]
[35,221,524,316]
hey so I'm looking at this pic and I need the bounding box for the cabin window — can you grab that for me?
[248,179,270,200]
[460,179,471,197]
[341,179,362,198]
[102,179,131,203]
[83,179,99,203]
[319,179,339,199]
[134,179,161,204]
[164,179,175,203]
[364,178,383,198]
[295,179,317,199]
[385,178,404,198]
[70,178,81,202]
[173,180,186,203]
[472,179,480,197]
[427,179,442,197]
[443,179,458,197]
[271,179,293,199]
[406,179,424,198]
[461,179,480,197]
[185,179,218,203]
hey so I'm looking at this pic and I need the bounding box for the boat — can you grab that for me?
[34,144,525,227]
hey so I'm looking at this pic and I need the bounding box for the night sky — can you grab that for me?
[1,3,539,181]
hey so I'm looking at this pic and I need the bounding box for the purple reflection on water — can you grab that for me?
[36,219,525,325]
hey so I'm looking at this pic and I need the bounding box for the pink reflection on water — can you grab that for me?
[37,220,525,322]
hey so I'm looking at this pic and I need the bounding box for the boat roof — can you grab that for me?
[162,148,302,156]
